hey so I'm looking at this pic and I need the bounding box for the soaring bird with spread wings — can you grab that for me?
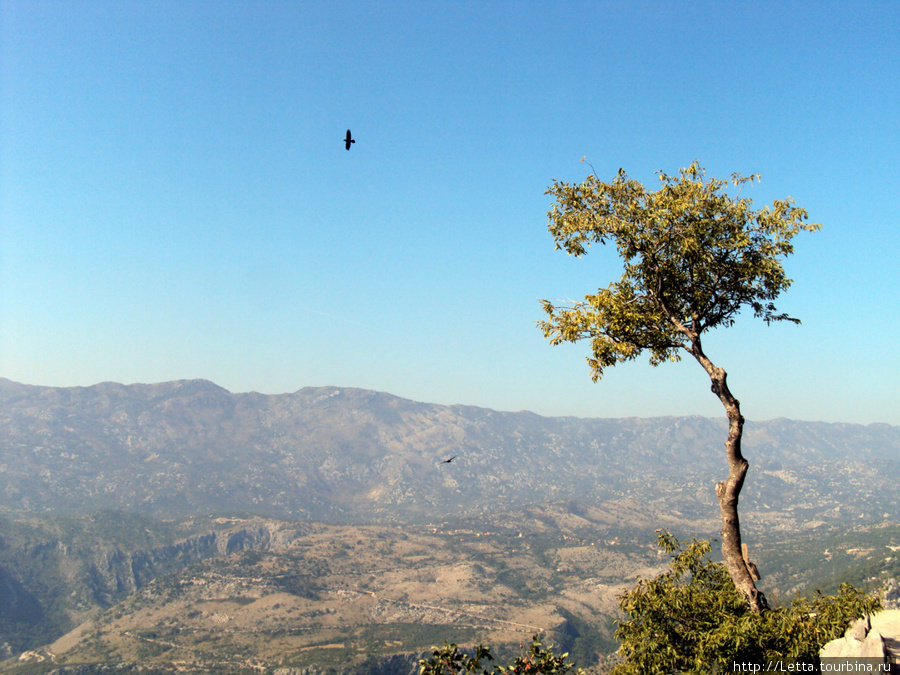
[439,456,457,464]
[344,129,355,150]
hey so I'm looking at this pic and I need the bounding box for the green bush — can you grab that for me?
[612,530,882,674]
[418,634,584,674]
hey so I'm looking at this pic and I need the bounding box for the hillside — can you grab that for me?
[1,509,898,674]
[1,378,897,530]
[0,510,665,673]
[0,378,897,672]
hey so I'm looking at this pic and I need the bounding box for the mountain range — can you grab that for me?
[1,377,898,529]
[0,378,898,672]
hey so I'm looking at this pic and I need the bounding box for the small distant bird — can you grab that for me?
[440,456,457,464]
[344,129,355,150]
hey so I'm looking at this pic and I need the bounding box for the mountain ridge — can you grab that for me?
[4,376,894,426]
[1,378,897,529]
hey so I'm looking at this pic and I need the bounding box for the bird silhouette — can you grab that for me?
[344,129,355,150]
[440,456,457,464]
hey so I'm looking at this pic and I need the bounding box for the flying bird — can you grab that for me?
[440,456,457,464]
[344,129,355,150]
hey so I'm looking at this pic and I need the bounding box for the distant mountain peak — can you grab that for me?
[0,378,896,527]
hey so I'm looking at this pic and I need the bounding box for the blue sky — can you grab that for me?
[2,1,898,424]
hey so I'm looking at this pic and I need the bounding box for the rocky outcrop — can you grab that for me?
[0,518,309,653]
[883,579,900,610]
[820,610,900,666]
[82,521,294,603]
[872,610,900,667]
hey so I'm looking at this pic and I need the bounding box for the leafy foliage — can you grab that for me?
[419,635,584,675]
[612,531,882,674]
[540,161,821,380]
[539,161,822,613]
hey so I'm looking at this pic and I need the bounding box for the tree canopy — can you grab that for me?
[612,531,881,675]
[539,161,821,380]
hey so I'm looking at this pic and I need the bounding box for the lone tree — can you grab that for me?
[539,161,820,613]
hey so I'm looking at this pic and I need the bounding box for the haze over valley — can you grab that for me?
[0,379,897,673]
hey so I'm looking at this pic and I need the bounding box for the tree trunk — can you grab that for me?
[690,343,769,614]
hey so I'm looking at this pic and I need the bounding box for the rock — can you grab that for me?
[846,615,871,641]
[820,610,899,664]
[882,578,900,610]
[871,609,900,665]
[820,629,885,659]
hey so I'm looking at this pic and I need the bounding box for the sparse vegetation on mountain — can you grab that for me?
[0,510,896,673]
[2,379,896,536]
[611,530,881,674]
[0,379,896,672]
[540,161,821,612]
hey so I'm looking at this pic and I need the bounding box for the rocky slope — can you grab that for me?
[1,511,659,673]
[0,510,898,673]
[0,378,897,530]
[0,514,312,653]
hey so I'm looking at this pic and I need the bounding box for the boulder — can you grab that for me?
[820,610,900,665]
[871,609,900,665]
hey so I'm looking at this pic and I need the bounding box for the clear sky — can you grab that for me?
[2,1,898,425]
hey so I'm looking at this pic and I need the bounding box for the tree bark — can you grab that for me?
[690,341,769,614]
